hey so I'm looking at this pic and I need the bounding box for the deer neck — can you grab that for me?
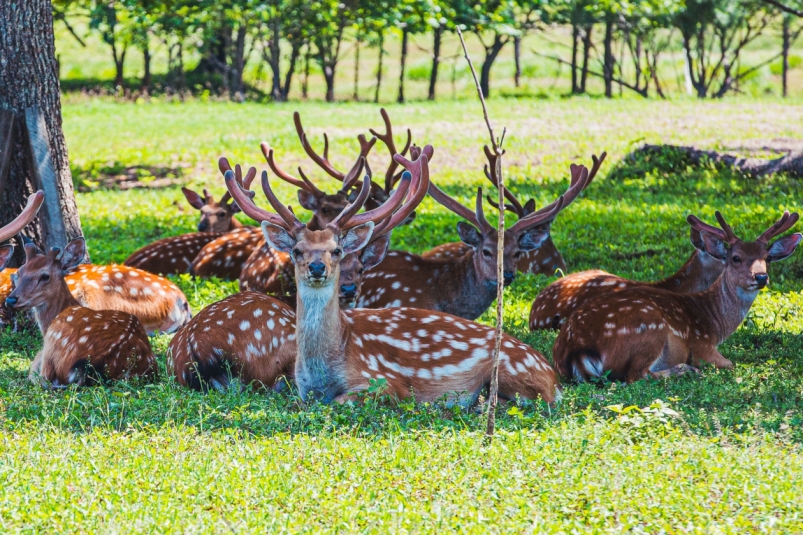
[653,250,722,294]
[690,273,757,345]
[433,251,497,320]
[229,218,243,230]
[33,279,80,335]
[294,269,350,402]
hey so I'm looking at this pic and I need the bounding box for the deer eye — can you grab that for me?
[10,273,18,286]
[513,251,521,258]
[292,248,302,258]
[218,211,226,217]
[482,249,493,258]
[332,248,342,257]
[39,273,50,282]
[732,255,742,263]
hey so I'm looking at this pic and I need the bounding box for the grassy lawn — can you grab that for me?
[2,97,803,532]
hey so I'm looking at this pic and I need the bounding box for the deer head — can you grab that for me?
[181,181,246,233]
[429,156,600,288]
[6,238,86,310]
[687,210,802,294]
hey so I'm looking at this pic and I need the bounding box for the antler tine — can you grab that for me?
[219,157,255,200]
[259,171,306,232]
[428,183,482,230]
[328,175,373,231]
[260,142,307,191]
[756,210,799,245]
[714,211,739,243]
[0,191,44,243]
[369,108,412,193]
[509,164,589,234]
[294,111,345,180]
[340,169,413,231]
[483,145,524,216]
[224,171,288,229]
[340,151,369,193]
[296,167,327,198]
[242,166,257,190]
[474,187,494,233]
[486,194,520,215]
[686,213,731,243]
[586,151,608,185]
[373,155,431,240]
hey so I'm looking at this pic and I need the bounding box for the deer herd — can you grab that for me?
[0,110,800,407]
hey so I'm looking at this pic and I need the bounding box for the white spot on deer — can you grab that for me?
[227,333,235,344]
[253,309,263,318]
[617,327,630,335]
[66,316,73,322]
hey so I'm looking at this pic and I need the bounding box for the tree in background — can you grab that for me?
[257,0,309,101]
[396,0,436,103]
[89,0,133,87]
[306,0,359,102]
[427,1,455,100]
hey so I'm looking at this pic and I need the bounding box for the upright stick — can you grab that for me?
[456,27,505,441]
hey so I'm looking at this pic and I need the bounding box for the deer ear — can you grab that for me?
[457,222,482,248]
[767,233,802,263]
[518,228,550,252]
[228,201,242,214]
[690,228,706,252]
[523,199,536,215]
[360,235,390,271]
[341,222,374,255]
[699,231,728,261]
[297,190,320,211]
[261,222,296,253]
[0,245,13,270]
[59,238,86,273]
[182,187,206,209]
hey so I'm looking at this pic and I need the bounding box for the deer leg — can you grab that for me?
[649,363,700,379]
[693,346,734,369]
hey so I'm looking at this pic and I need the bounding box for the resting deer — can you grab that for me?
[189,163,265,280]
[552,211,801,383]
[530,226,726,331]
[356,155,601,320]
[421,147,602,276]
[226,149,560,405]
[6,238,156,387]
[124,183,251,276]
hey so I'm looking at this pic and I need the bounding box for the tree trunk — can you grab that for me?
[111,39,126,88]
[513,36,522,88]
[580,25,592,93]
[571,24,579,93]
[142,40,151,94]
[397,29,408,103]
[603,16,614,98]
[480,34,507,98]
[633,144,803,178]
[782,15,791,98]
[232,25,247,100]
[302,43,310,100]
[428,26,442,101]
[282,41,300,101]
[0,0,83,264]
[353,34,361,101]
[375,31,384,103]
[269,19,282,101]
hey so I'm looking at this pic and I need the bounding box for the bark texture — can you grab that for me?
[0,0,82,265]
[632,144,803,178]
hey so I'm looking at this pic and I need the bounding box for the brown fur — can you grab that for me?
[189,226,265,280]
[167,292,296,391]
[125,231,226,276]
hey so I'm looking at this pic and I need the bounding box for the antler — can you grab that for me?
[330,169,413,233]
[482,145,525,216]
[260,142,326,199]
[223,168,301,233]
[0,191,44,243]
[756,210,800,246]
[372,150,432,239]
[428,181,493,233]
[686,211,739,245]
[369,108,412,193]
[219,157,257,201]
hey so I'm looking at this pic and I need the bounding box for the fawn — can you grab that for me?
[226,149,560,405]
[529,226,726,331]
[552,211,801,383]
[6,238,156,387]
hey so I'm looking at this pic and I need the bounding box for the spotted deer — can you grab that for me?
[225,149,560,405]
[5,238,156,387]
[529,226,726,331]
[124,182,251,276]
[189,162,264,280]
[357,155,601,320]
[422,148,603,276]
[553,211,801,383]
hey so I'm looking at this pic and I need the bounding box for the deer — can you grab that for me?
[529,226,726,331]
[552,211,801,384]
[5,238,156,387]
[124,183,253,276]
[356,154,601,320]
[420,147,604,277]
[166,157,425,392]
[225,148,560,405]
[189,163,265,280]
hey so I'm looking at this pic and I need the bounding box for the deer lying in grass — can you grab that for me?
[124,183,252,276]
[529,227,726,331]
[421,148,604,276]
[356,155,601,320]
[168,152,427,391]
[225,149,560,405]
[6,238,156,387]
[552,211,801,383]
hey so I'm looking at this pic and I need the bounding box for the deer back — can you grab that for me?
[124,232,226,276]
[168,292,296,392]
[189,226,265,280]
[422,238,567,275]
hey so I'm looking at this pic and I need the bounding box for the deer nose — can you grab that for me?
[197,221,208,232]
[503,271,516,285]
[309,261,326,278]
[754,274,769,288]
[4,296,17,308]
[340,283,357,298]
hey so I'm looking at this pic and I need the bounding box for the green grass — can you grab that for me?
[3,98,803,532]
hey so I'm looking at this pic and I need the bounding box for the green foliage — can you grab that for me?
[4,98,803,530]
